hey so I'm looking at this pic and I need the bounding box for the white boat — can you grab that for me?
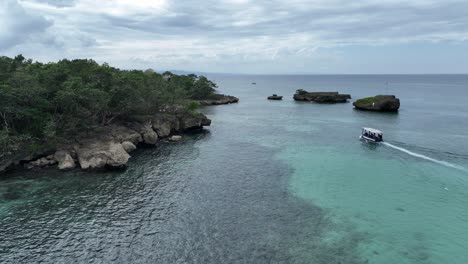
[360,127,383,143]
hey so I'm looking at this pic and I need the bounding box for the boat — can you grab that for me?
[360,127,383,143]
[252,82,256,85]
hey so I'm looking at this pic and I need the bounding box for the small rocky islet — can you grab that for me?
[292,89,400,112]
[353,95,400,112]
[293,89,352,103]
[268,94,283,100]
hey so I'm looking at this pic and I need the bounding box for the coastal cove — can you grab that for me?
[1,74,468,263]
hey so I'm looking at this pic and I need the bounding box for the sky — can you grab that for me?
[1,0,468,74]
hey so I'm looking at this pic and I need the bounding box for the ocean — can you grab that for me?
[1,74,468,263]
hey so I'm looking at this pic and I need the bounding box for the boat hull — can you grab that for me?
[360,135,382,143]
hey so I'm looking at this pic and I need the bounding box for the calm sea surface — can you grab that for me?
[1,74,468,263]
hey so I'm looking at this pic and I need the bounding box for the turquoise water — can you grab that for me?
[1,75,468,263]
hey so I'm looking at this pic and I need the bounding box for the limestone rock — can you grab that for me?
[142,130,158,145]
[121,141,137,153]
[130,122,158,145]
[152,114,180,138]
[293,90,351,103]
[268,94,283,100]
[353,95,400,112]
[77,141,130,170]
[54,150,76,170]
[169,135,182,142]
[108,125,142,145]
[179,112,211,130]
[198,94,239,106]
[30,157,56,167]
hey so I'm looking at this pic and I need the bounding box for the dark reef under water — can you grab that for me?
[0,130,368,264]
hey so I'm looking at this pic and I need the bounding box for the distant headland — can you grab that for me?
[0,55,238,174]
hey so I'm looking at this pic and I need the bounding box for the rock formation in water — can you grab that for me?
[353,95,400,112]
[197,94,239,106]
[293,90,351,103]
[169,135,182,142]
[267,94,283,100]
[0,111,211,174]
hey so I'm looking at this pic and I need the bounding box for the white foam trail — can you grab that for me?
[382,142,467,172]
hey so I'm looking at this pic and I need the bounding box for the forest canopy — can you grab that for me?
[0,55,217,150]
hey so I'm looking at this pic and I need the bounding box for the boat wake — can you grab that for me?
[382,142,467,172]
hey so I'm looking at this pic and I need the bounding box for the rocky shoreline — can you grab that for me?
[197,94,239,106]
[0,111,211,175]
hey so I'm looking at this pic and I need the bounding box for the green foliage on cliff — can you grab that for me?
[354,96,382,104]
[0,55,216,142]
[296,89,308,95]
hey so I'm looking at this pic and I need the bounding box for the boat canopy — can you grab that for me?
[362,127,383,135]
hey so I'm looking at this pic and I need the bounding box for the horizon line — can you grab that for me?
[166,70,468,76]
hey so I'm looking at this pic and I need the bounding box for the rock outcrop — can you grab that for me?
[169,135,182,142]
[107,125,143,145]
[30,156,57,167]
[130,122,159,145]
[77,141,130,170]
[293,90,351,103]
[121,141,137,153]
[268,94,283,100]
[353,95,400,112]
[151,114,180,138]
[179,112,211,130]
[198,94,239,106]
[1,111,211,174]
[54,151,76,170]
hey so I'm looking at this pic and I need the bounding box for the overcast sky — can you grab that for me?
[1,0,468,74]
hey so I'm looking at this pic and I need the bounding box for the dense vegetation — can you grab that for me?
[0,55,217,155]
[354,96,383,104]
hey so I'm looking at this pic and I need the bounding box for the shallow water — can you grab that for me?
[1,74,468,263]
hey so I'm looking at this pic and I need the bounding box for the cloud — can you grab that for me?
[4,0,468,73]
[0,0,52,50]
[28,0,77,7]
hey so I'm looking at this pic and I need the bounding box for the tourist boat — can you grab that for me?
[360,127,383,143]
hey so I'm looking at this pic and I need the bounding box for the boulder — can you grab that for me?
[169,135,182,142]
[152,114,180,138]
[353,95,400,112]
[198,94,239,106]
[179,112,211,130]
[30,157,57,167]
[142,131,158,145]
[0,160,14,174]
[54,150,76,170]
[268,94,283,100]
[130,122,158,145]
[293,90,351,103]
[77,141,130,170]
[121,141,137,153]
[108,125,142,145]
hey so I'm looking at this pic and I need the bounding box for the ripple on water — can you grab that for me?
[0,132,369,263]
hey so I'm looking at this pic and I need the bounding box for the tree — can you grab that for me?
[0,55,218,142]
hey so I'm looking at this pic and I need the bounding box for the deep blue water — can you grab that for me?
[1,74,468,263]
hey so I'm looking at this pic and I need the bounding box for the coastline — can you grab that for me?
[0,93,238,176]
